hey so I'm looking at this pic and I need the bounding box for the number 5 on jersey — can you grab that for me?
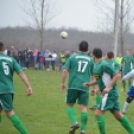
[2,62,10,75]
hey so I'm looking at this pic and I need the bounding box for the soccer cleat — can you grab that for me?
[69,122,80,134]
[89,105,97,110]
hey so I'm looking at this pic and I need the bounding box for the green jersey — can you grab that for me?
[63,53,94,91]
[0,54,23,94]
[93,60,118,95]
[107,60,120,72]
[121,56,134,75]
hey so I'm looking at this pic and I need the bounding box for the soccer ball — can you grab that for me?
[60,31,68,39]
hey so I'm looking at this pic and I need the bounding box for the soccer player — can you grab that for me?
[0,41,32,134]
[84,48,134,134]
[122,69,134,114]
[61,41,94,134]
[90,51,121,111]
[121,50,134,92]
[105,51,120,72]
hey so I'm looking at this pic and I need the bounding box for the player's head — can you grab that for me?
[0,41,5,51]
[126,50,131,56]
[92,48,102,59]
[78,41,89,52]
[105,51,114,60]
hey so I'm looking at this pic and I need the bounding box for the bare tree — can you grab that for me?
[91,0,134,55]
[22,0,58,51]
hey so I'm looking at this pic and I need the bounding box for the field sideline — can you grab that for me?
[0,69,134,134]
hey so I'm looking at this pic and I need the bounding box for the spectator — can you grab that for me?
[59,51,66,72]
[45,50,52,71]
[25,47,32,68]
[33,49,38,69]
[38,51,45,70]
[51,51,57,71]
[65,51,70,60]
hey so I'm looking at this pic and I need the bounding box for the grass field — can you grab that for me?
[0,69,134,134]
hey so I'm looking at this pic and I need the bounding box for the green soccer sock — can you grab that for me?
[123,81,126,91]
[128,81,131,89]
[0,115,1,123]
[96,94,101,105]
[10,114,29,134]
[96,116,106,134]
[66,107,77,125]
[80,112,88,131]
[119,116,134,134]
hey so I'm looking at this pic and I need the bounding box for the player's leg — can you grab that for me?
[89,94,99,110]
[121,70,126,92]
[6,110,29,134]
[121,80,126,92]
[95,93,108,134]
[122,86,134,114]
[122,96,133,114]
[128,79,132,89]
[79,91,89,134]
[66,89,79,134]
[2,94,29,134]
[111,100,134,134]
[112,112,134,134]
[95,109,106,134]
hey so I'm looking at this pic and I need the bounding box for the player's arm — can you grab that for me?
[102,72,121,95]
[122,69,134,81]
[19,72,32,96]
[61,69,69,92]
[84,75,97,88]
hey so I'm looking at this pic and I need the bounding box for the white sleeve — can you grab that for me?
[122,69,134,81]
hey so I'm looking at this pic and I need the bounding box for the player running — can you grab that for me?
[122,69,134,114]
[61,41,94,134]
[84,48,134,134]
[0,41,32,134]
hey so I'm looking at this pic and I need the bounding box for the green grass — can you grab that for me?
[0,69,134,134]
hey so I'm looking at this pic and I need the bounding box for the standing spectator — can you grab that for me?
[38,51,45,70]
[25,47,32,69]
[65,51,70,60]
[4,47,7,55]
[13,49,19,63]
[20,48,27,69]
[51,51,57,71]
[35,51,40,69]
[59,51,66,72]
[0,41,32,134]
[45,50,52,71]
[18,50,26,69]
[116,53,122,65]
[9,46,15,57]
[33,49,38,69]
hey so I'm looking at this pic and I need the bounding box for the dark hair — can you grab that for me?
[79,41,88,52]
[107,51,114,59]
[93,48,102,58]
[0,41,5,51]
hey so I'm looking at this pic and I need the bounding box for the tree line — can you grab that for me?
[0,27,134,54]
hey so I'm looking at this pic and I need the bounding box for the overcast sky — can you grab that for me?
[0,0,133,32]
